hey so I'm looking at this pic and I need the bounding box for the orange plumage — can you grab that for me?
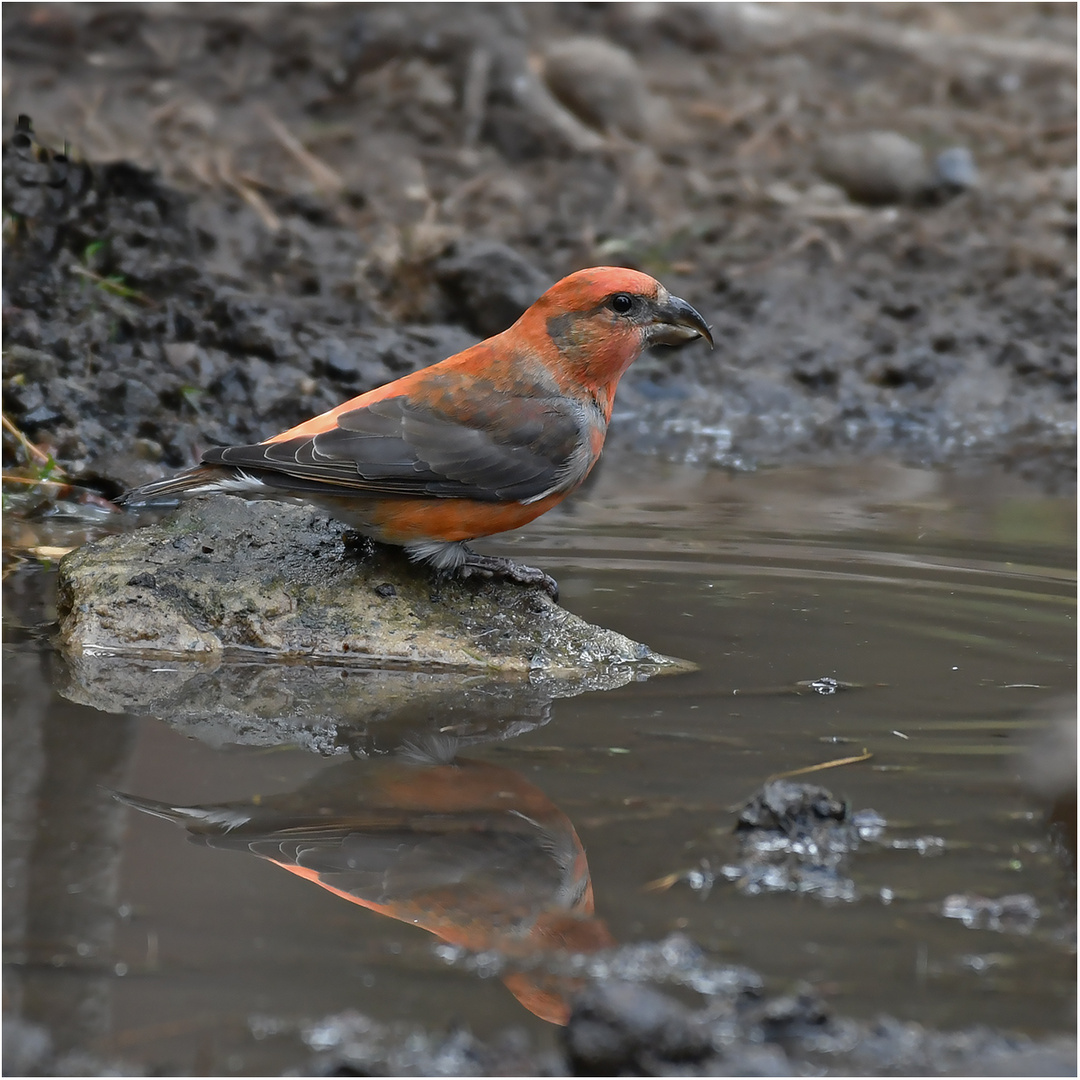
[122,266,712,597]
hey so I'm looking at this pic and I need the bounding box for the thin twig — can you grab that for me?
[688,93,769,128]
[766,749,873,782]
[1,472,66,486]
[1,472,121,512]
[257,106,345,194]
[804,9,1076,71]
[730,227,844,277]
[215,152,281,231]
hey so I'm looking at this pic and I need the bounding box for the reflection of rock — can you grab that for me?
[57,651,651,755]
[285,976,1078,1077]
[56,496,692,675]
[117,748,615,1024]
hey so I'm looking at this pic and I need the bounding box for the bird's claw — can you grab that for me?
[459,552,559,603]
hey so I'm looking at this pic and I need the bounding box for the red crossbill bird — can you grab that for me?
[120,266,712,598]
[116,742,615,1025]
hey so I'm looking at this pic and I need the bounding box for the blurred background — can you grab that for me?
[2,2,1075,497]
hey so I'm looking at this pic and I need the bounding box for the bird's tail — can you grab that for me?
[113,790,253,833]
[117,464,227,507]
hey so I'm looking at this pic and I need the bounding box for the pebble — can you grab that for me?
[816,130,934,205]
[934,146,978,191]
[541,37,652,139]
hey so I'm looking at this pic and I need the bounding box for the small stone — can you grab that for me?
[816,131,933,205]
[21,403,65,428]
[433,241,549,338]
[934,146,978,192]
[542,37,653,139]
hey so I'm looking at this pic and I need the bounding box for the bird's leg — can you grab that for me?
[458,549,559,602]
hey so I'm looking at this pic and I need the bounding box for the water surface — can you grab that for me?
[3,457,1075,1074]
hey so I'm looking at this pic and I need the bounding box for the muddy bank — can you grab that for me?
[2,2,1076,506]
[7,980,1075,1076]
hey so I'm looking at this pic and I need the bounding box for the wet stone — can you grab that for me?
[56,652,654,757]
[56,495,694,678]
[736,780,847,834]
[720,780,882,903]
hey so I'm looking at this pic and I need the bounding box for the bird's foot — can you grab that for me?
[458,550,559,602]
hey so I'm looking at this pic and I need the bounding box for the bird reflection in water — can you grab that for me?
[117,737,614,1024]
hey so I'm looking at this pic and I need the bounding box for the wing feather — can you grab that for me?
[202,386,595,503]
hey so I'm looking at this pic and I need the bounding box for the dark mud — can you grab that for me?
[2,2,1076,507]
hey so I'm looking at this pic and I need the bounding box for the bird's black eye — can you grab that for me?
[610,293,635,315]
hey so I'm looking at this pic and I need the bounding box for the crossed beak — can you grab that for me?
[648,289,714,348]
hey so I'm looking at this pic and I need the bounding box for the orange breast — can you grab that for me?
[368,492,569,544]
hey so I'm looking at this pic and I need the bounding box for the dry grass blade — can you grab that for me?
[730,228,844,278]
[214,153,281,231]
[461,47,492,149]
[1,472,67,487]
[257,106,344,195]
[3,413,60,470]
[70,264,155,307]
[806,10,1076,71]
[233,180,280,231]
[766,749,873,782]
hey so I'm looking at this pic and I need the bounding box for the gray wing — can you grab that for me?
[203,391,591,503]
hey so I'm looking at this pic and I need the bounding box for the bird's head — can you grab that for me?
[515,266,713,397]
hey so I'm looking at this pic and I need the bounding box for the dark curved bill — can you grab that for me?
[650,294,714,348]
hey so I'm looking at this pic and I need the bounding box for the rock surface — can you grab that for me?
[56,495,691,677]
